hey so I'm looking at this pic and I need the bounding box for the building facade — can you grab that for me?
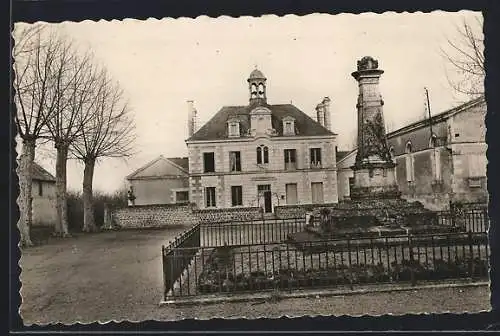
[126,156,190,206]
[337,96,487,210]
[186,69,339,213]
[31,162,57,227]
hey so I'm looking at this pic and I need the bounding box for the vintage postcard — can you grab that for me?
[14,10,489,325]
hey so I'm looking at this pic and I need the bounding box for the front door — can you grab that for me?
[258,184,272,213]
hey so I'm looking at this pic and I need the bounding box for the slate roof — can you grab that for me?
[187,104,336,142]
[126,156,189,180]
[386,95,485,138]
[32,162,56,182]
[248,69,266,80]
[335,150,352,163]
[167,157,189,172]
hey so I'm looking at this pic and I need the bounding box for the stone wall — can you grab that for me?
[275,203,338,219]
[193,207,262,224]
[111,204,198,229]
[110,204,263,229]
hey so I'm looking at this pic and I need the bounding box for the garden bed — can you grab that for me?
[194,243,489,295]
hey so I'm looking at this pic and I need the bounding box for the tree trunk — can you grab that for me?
[82,158,97,232]
[17,138,36,247]
[54,141,70,237]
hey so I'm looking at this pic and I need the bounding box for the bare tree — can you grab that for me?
[44,48,100,237]
[13,24,66,247]
[70,70,135,232]
[441,15,484,97]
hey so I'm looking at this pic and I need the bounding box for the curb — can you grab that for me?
[159,279,489,307]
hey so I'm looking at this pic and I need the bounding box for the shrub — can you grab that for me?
[67,188,128,232]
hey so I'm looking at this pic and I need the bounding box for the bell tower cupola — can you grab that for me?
[248,67,267,106]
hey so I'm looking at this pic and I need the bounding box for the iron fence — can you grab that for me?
[161,205,489,300]
[200,218,306,247]
[162,223,201,299]
[164,231,489,299]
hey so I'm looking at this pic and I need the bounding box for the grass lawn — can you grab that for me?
[19,227,491,325]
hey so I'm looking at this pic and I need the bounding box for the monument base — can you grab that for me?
[350,165,400,200]
[286,198,461,253]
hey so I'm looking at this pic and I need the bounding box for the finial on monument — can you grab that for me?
[357,56,379,71]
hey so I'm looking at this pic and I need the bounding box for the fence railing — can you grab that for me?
[200,217,306,247]
[437,208,489,233]
[166,231,489,298]
[161,205,489,301]
[162,223,201,300]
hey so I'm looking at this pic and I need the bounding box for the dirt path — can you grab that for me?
[19,229,491,325]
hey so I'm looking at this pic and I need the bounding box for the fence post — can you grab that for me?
[162,245,167,301]
[408,234,416,286]
[483,208,488,232]
[468,231,474,278]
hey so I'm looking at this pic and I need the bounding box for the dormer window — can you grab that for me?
[282,116,296,136]
[227,117,240,137]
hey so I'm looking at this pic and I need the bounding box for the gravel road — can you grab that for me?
[19,228,491,325]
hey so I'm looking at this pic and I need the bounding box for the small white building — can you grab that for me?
[126,156,190,206]
[32,162,57,227]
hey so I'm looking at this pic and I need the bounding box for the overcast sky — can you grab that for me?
[16,10,483,193]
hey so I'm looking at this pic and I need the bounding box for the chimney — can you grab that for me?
[187,100,197,137]
[316,102,325,127]
[322,96,331,131]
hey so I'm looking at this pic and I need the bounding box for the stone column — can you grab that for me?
[350,56,400,200]
[103,204,113,230]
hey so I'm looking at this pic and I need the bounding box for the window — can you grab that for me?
[38,181,43,196]
[429,136,442,181]
[389,146,395,162]
[310,148,322,168]
[251,83,258,98]
[285,183,298,205]
[256,145,269,164]
[231,186,243,206]
[175,191,189,204]
[229,151,241,172]
[284,149,297,170]
[311,182,324,204]
[203,152,215,173]
[405,141,414,182]
[282,117,296,136]
[229,124,239,137]
[469,154,486,178]
[258,83,265,97]
[228,118,240,137]
[205,187,216,207]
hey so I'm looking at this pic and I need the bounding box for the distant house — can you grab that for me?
[126,156,190,206]
[31,162,57,227]
[337,96,487,210]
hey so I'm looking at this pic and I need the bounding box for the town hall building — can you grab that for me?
[185,69,339,212]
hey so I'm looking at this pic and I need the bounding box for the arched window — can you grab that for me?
[405,141,412,154]
[405,141,414,183]
[389,146,395,161]
[251,83,258,98]
[256,145,269,164]
[258,83,265,97]
[429,134,438,148]
[429,134,441,181]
